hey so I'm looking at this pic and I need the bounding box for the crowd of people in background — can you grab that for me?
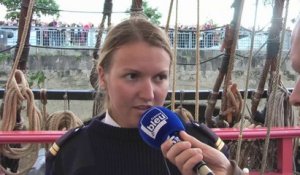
[34,20,94,47]
[0,19,95,47]
[0,19,224,48]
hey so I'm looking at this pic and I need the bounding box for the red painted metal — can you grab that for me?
[0,127,299,143]
[0,130,65,143]
[0,127,299,175]
[213,127,300,140]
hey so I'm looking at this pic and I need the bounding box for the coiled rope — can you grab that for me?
[0,0,40,174]
[0,70,42,175]
[46,110,83,131]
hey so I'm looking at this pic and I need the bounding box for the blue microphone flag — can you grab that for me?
[139,106,185,149]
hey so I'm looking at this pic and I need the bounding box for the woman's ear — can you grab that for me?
[98,66,106,89]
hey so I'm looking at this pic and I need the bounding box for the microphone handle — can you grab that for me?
[169,135,215,175]
[194,161,214,175]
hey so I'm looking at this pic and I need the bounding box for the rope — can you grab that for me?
[235,0,259,165]
[164,0,174,33]
[46,110,83,131]
[0,45,17,53]
[0,0,39,174]
[6,0,35,88]
[0,70,42,175]
[266,83,295,127]
[130,0,145,17]
[45,110,83,151]
[174,91,194,124]
[170,0,178,111]
[89,0,113,116]
[40,89,48,130]
[221,0,245,113]
[261,0,289,173]
[194,0,200,122]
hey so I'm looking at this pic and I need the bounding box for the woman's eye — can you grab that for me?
[155,74,168,81]
[125,73,137,80]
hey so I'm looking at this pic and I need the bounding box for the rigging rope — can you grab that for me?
[164,0,174,33]
[221,0,245,113]
[194,0,201,122]
[261,0,290,173]
[170,0,178,111]
[235,0,259,165]
[5,0,35,88]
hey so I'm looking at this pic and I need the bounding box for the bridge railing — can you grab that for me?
[0,25,292,51]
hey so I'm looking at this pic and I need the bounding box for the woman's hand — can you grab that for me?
[161,131,233,175]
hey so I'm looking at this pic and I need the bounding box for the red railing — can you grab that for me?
[0,127,300,175]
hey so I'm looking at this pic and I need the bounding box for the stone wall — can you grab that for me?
[1,48,296,89]
[0,48,296,120]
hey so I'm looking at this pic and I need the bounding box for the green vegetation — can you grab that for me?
[0,0,59,21]
[28,70,46,88]
[0,53,11,63]
[142,1,162,25]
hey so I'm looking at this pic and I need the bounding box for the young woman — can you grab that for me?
[289,18,300,106]
[46,17,242,175]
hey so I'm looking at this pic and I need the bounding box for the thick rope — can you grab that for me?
[194,0,200,122]
[261,0,289,173]
[0,70,42,175]
[6,0,35,88]
[45,110,83,151]
[221,0,245,113]
[130,0,145,17]
[1,1,41,173]
[90,0,112,116]
[46,110,83,131]
[235,0,259,164]
[170,0,178,111]
[266,83,295,127]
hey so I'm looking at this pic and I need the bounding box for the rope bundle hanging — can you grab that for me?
[0,70,42,175]
[221,83,243,126]
[261,1,289,173]
[46,110,83,131]
[265,83,295,127]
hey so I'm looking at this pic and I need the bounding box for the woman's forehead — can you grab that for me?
[111,42,171,67]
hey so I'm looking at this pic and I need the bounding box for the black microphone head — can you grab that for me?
[138,106,185,149]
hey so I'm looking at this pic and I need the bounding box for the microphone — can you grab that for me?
[138,106,214,175]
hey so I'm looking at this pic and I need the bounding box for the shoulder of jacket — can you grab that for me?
[48,126,85,157]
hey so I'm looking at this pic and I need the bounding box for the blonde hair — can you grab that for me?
[97,17,173,73]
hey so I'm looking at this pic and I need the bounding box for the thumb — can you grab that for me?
[179,131,229,167]
[179,131,210,151]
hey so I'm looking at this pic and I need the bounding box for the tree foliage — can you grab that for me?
[0,0,60,21]
[142,1,161,25]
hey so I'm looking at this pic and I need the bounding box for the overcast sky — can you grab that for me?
[1,0,300,29]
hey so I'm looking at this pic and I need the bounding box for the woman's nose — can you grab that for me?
[289,78,300,106]
[139,79,154,101]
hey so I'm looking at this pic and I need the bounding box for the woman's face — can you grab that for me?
[290,21,300,106]
[98,41,171,128]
